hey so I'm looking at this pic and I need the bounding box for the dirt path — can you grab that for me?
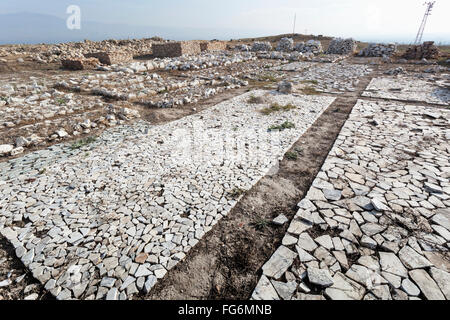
[141,69,378,300]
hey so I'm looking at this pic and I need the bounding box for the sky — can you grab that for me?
[0,0,449,43]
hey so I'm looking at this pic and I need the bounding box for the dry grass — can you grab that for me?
[300,86,321,95]
[247,94,266,104]
[260,103,296,115]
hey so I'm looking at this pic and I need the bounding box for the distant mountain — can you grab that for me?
[0,12,255,45]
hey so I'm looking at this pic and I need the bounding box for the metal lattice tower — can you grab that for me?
[414,1,436,45]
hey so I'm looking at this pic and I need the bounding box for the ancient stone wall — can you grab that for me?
[402,41,440,60]
[152,42,202,57]
[61,57,100,70]
[84,51,133,65]
[200,41,227,52]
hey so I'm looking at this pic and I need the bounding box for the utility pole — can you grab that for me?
[414,1,436,45]
[292,13,296,37]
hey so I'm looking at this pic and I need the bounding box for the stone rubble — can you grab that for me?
[252,42,273,52]
[358,43,397,57]
[276,38,294,52]
[326,38,357,55]
[294,40,323,55]
[402,42,440,60]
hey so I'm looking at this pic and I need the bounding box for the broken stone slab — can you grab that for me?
[361,235,378,249]
[401,278,420,297]
[428,267,450,299]
[287,219,312,235]
[361,223,387,236]
[262,246,297,279]
[323,189,342,201]
[371,284,392,300]
[307,267,334,287]
[252,275,280,300]
[296,246,316,263]
[431,210,450,231]
[371,198,390,212]
[409,269,445,300]
[379,252,408,278]
[324,272,366,300]
[297,232,318,252]
[271,280,297,300]
[272,214,289,226]
[293,293,326,300]
[314,235,334,250]
[398,245,433,270]
[345,264,386,288]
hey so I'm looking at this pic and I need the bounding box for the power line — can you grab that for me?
[414,1,436,45]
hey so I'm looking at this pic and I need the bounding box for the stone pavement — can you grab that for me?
[252,99,450,300]
[0,90,334,300]
[362,77,450,106]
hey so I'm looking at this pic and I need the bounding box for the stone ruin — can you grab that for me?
[61,57,100,70]
[233,44,250,52]
[251,42,273,52]
[402,41,440,60]
[84,51,133,65]
[152,41,202,58]
[276,38,294,52]
[326,38,357,55]
[358,43,397,57]
[295,40,323,55]
[200,41,227,52]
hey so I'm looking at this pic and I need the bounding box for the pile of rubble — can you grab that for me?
[295,40,323,55]
[257,51,307,62]
[358,43,397,57]
[233,44,251,52]
[384,67,405,76]
[62,51,135,70]
[252,42,273,52]
[162,52,256,71]
[3,38,161,65]
[326,38,357,55]
[402,41,440,60]
[276,38,294,52]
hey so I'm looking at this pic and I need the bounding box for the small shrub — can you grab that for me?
[229,187,246,198]
[55,98,68,105]
[285,151,298,160]
[251,217,270,231]
[301,79,319,85]
[71,136,97,150]
[260,103,296,115]
[268,121,296,132]
[301,86,320,95]
[247,94,265,104]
